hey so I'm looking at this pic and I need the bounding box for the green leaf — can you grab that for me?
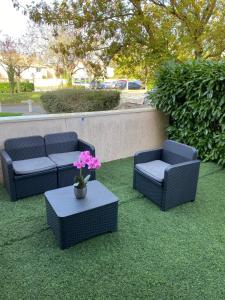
[84,174,91,184]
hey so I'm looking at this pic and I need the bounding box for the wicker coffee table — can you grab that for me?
[44,180,118,249]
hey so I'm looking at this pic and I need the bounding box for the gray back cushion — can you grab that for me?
[5,136,46,161]
[45,132,78,155]
[162,140,197,164]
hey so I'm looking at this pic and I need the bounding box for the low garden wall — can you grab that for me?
[0,107,167,183]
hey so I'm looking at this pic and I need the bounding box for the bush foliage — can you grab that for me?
[0,82,34,93]
[41,89,120,113]
[151,60,225,166]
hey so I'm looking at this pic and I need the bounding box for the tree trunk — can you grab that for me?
[16,70,21,93]
[194,50,203,59]
[7,65,16,94]
[194,40,204,59]
[66,72,73,87]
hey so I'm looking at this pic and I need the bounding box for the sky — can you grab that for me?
[0,0,30,38]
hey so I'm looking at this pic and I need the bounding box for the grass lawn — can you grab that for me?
[0,112,23,117]
[1,158,225,299]
[0,92,44,104]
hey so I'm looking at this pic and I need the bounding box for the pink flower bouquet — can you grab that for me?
[73,151,101,189]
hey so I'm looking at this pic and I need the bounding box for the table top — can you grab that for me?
[45,180,118,218]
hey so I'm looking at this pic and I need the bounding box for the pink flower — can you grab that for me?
[79,151,91,160]
[73,161,85,169]
[95,162,101,169]
[83,156,91,164]
[73,151,101,170]
[78,151,92,165]
[87,157,101,170]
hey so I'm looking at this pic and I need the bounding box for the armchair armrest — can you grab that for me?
[162,160,200,210]
[78,139,95,156]
[0,150,16,201]
[134,148,162,165]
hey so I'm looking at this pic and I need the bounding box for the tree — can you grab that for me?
[48,30,94,86]
[48,27,108,83]
[13,0,225,84]
[150,0,225,59]
[0,37,18,93]
[14,39,35,92]
[0,35,34,93]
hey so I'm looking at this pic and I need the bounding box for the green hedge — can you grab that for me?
[0,82,34,93]
[151,60,225,166]
[41,89,120,113]
[18,82,34,92]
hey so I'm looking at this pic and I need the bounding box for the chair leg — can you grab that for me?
[133,171,136,190]
[160,206,167,212]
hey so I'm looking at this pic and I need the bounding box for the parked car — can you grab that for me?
[104,81,117,89]
[90,81,102,89]
[115,80,145,90]
[115,80,127,89]
[95,81,117,89]
[98,82,112,89]
[109,81,117,89]
[73,81,90,89]
[128,81,145,90]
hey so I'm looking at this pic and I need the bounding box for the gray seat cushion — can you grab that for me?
[48,151,81,167]
[136,160,170,182]
[13,157,56,175]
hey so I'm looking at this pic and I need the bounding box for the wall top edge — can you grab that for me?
[0,107,158,124]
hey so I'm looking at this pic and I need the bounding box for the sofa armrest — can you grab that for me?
[134,149,162,165]
[0,150,16,201]
[162,160,200,210]
[1,150,13,178]
[78,139,95,156]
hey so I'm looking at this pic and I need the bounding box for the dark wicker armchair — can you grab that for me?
[133,140,200,211]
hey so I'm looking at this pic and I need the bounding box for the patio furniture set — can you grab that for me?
[0,132,200,249]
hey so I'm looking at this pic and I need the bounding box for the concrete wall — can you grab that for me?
[0,108,167,183]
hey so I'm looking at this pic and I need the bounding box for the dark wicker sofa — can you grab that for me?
[44,132,95,188]
[1,132,95,201]
[133,140,200,211]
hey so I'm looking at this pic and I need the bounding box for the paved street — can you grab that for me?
[120,90,147,104]
[0,103,46,115]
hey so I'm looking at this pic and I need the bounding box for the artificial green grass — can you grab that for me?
[0,112,23,117]
[1,158,225,299]
[0,92,44,104]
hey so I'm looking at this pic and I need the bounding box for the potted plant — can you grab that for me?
[73,151,101,199]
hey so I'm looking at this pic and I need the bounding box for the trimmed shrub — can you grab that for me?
[18,82,34,92]
[151,60,225,166]
[0,83,11,93]
[0,82,34,93]
[41,89,120,113]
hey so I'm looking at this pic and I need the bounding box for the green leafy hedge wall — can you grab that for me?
[151,60,225,166]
